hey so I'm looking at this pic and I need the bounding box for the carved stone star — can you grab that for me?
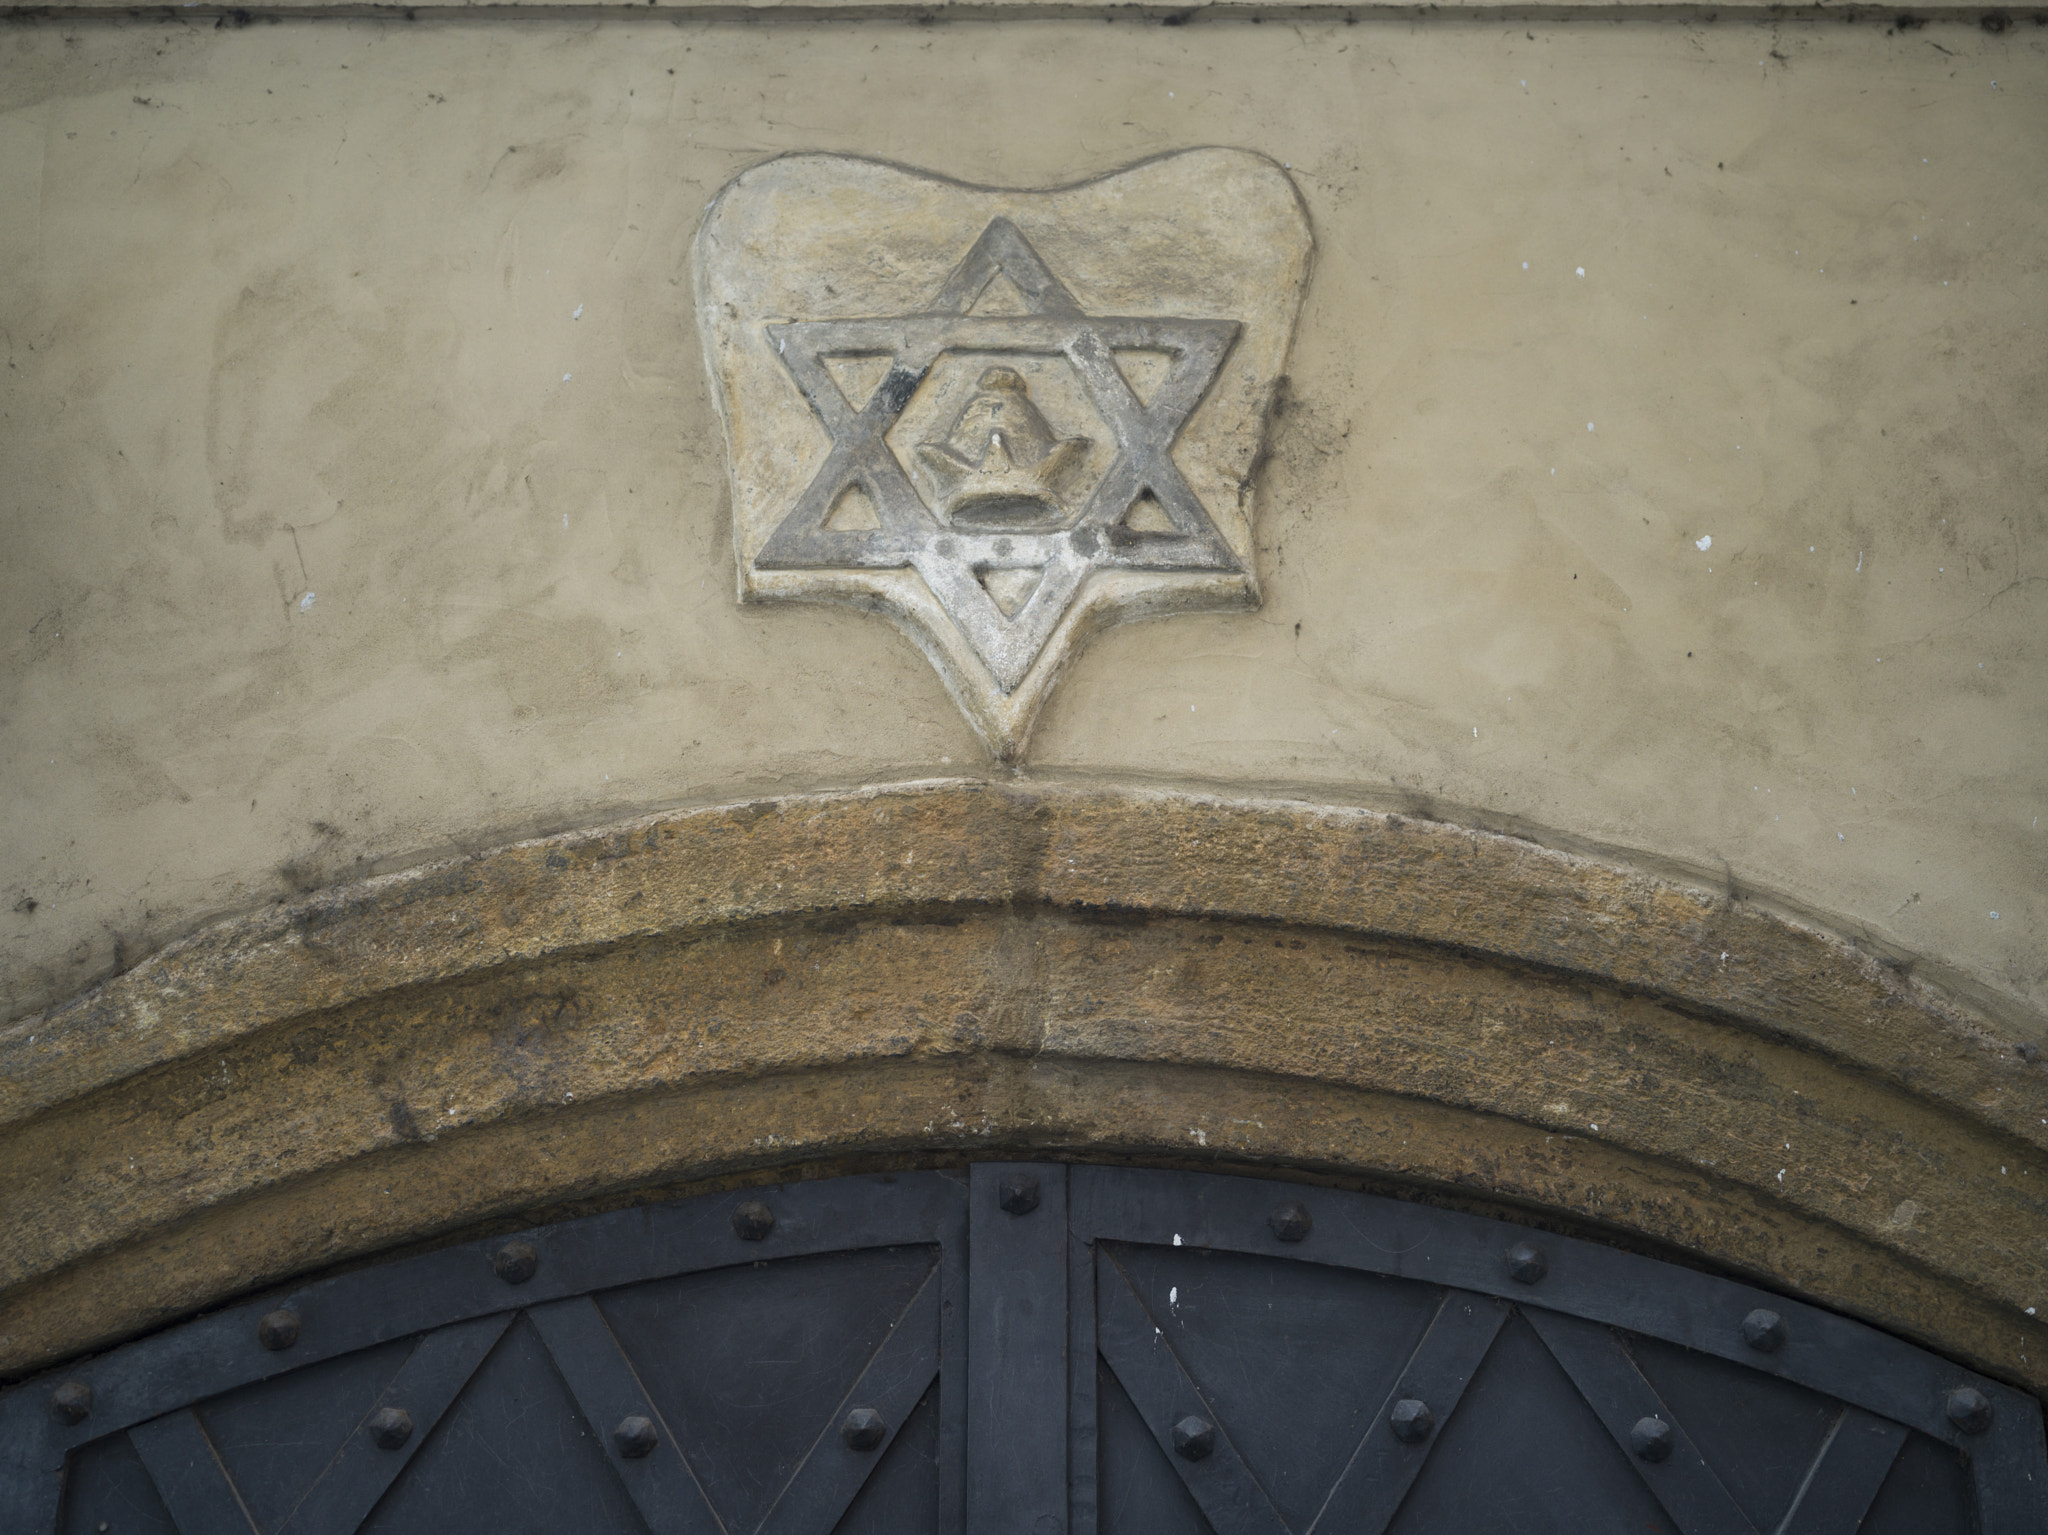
[757,219,1242,693]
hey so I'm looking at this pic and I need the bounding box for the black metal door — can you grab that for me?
[4,1165,2041,1535]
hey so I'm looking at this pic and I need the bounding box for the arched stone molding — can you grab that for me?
[2,783,2043,1396]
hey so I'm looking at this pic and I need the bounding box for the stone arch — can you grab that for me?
[3,784,2042,1397]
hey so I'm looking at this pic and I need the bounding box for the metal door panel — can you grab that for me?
[354,1313,649,1535]
[1093,1245,1289,1535]
[193,1339,413,1535]
[1307,1290,1508,1535]
[7,1164,2041,1535]
[832,1384,943,1535]
[594,1244,939,1535]
[1098,1241,1440,1532]
[1625,1329,1848,1532]
[1857,1430,1979,1535]
[524,1296,726,1535]
[9,1172,968,1535]
[1777,1410,1910,1535]
[1381,1310,1683,1535]
[753,1267,945,1535]
[1066,1166,2044,1535]
[128,1408,261,1535]
[1094,1360,1216,1535]
[56,1427,179,1535]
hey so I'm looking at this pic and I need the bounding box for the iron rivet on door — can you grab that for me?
[614,1415,659,1458]
[1506,1243,1547,1284]
[1630,1416,1674,1462]
[493,1242,539,1285]
[842,1407,888,1450]
[49,1381,91,1425]
[1268,1202,1312,1242]
[1741,1309,1786,1352]
[1389,1398,1434,1443]
[1947,1387,1995,1434]
[368,1407,414,1451]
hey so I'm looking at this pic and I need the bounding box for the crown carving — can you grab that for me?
[913,366,1091,531]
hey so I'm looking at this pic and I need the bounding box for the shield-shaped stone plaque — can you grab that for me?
[694,149,1312,759]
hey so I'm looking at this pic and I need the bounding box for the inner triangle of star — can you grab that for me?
[756,217,1243,694]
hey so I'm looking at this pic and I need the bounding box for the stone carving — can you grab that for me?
[913,364,1091,532]
[695,150,1312,759]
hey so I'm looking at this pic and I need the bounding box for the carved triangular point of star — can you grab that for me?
[755,219,1242,694]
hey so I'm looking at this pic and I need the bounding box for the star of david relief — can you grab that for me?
[757,218,1244,695]
[696,150,1313,758]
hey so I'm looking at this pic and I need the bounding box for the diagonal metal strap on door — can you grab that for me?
[130,1309,514,1535]
[528,1296,728,1535]
[277,1311,512,1535]
[1306,1290,1509,1535]
[1525,1306,1760,1535]
[755,1266,945,1535]
[1778,1408,1910,1535]
[129,1407,261,1535]
[530,1270,945,1535]
[1094,1243,1291,1535]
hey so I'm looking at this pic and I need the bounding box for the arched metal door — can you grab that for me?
[4,1165,2042,1535]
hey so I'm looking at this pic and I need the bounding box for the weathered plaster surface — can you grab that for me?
[3,14,2042,1033]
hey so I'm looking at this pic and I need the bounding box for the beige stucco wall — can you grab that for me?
[2,9,2044,1035]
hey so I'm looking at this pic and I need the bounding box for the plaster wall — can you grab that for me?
[2,9,2045,1034]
